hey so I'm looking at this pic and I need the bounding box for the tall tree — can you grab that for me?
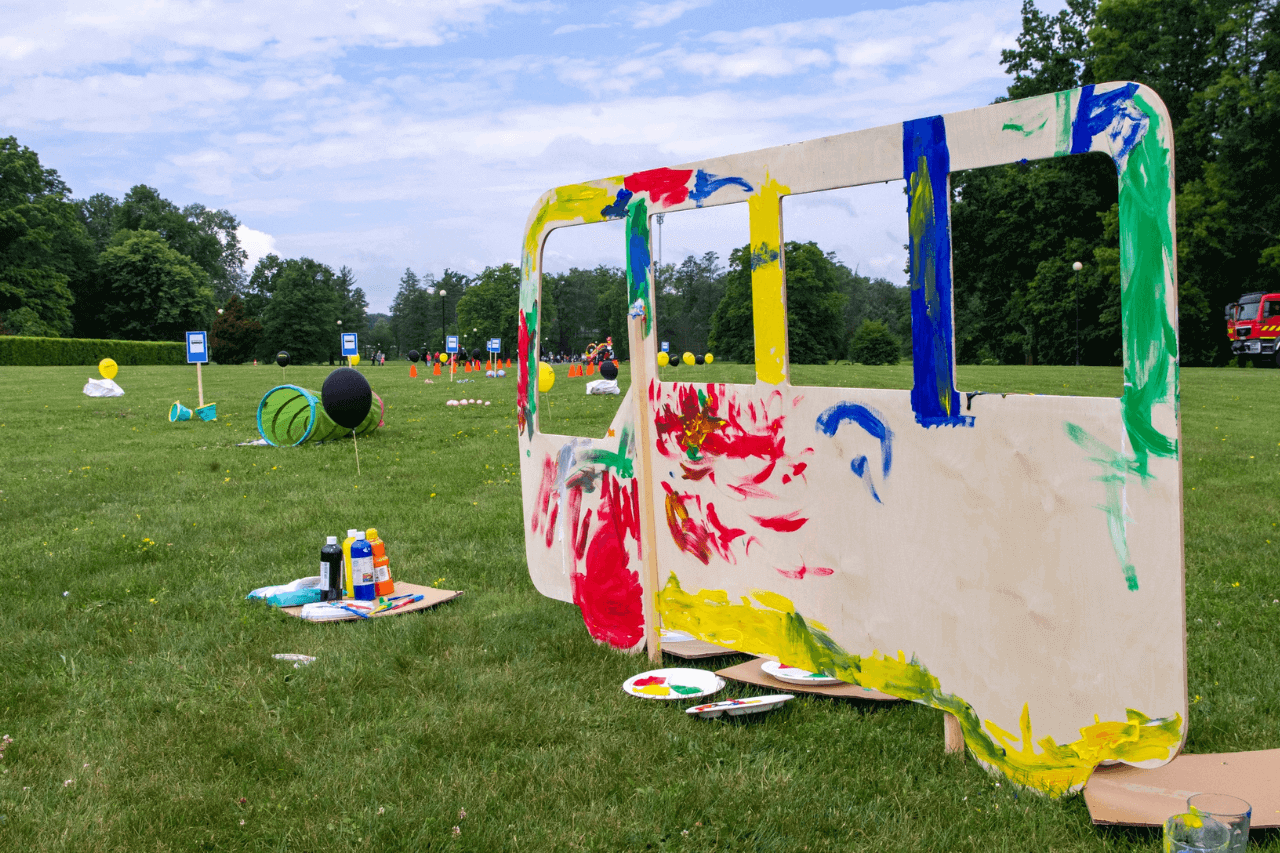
[210,295,263,364]
[0,136,90,337]
[97,230,215,341]
[251,255,340,363]
[455,263,519,357]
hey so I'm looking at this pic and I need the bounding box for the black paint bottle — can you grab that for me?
[320,536,344,601]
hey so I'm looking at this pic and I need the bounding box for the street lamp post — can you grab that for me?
[1072,261,1083,366]
[439,289,447,353]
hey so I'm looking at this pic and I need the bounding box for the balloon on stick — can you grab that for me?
[98,358,118,380]
[349,353,361,367]
[276,351,290,367]
[408,350,420,363]
[599,360,618,381]
[704,353,714,364]
[538,362,555,393]
[656,351,669,367]
[321,367,373,474]
[694,354,705,365]
[682,351,695,366]
[439,352,448,364]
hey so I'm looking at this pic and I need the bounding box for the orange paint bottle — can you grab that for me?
[367,528,394,596]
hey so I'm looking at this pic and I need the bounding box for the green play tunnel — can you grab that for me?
[256,384,384,447]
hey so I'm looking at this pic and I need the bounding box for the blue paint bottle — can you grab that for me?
[351,533,376,600]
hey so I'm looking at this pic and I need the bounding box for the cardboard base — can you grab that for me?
[1084,749,1280,828]
[661,638,740,660]
[716,658,901,701]
[280,582,462,622]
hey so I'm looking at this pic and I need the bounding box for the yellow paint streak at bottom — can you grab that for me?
[657,575,1182,795]
[634,684,670,697]
[747,173,790,386]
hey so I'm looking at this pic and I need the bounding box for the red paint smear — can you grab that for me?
[679,463,713,481]
[633,675,666,687]
[568,487,589,563]
[571,472,644,649]
[728,481,778,501]
[653,383,786,467]
[531,454,557,538]
[776,564,834,580]
[750,510,809,532]
[545,501,558,549]
[662,483,745,565]
[516,309,530,433]
[624,168,693,207]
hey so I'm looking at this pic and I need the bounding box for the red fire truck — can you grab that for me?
[1226,292,1280,366]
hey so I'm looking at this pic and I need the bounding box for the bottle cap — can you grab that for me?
[366,528,378,540]
[356,532,366,540]
[326,535,337,544]
[347,529,359,537]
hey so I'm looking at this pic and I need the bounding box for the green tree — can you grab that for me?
[113,185,247,303]
[0,136,91,337]
[850,319,902,365]
[659,251,724,354]
[97,230,215,341]
[708,241,847,364]
[251,255,340,363]
[210,295,263,364]
[456,263,519,358]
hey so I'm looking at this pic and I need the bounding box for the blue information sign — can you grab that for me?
[487,338,501,353]
[186,331,209,364]
[341,333,359,357]
[446,335,459,354]
[661,341,669,352]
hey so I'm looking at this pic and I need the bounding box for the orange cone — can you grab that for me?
[506,358,511,368]
[410,364,418,377]
[433,363,441,376]
[465,362,472,373]
[586,363,595,376]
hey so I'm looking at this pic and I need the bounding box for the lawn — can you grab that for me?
[0,361,1277,852]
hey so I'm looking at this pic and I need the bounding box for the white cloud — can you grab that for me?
[237,224,278,272]
[552,22,613,35]
[627,0,714,29]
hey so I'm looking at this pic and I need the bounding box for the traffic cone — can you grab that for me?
[465,362,472,373]
[613,359,619,367]
[586,363,595,376]
[433,363,441,376]
[410,364,418,378]
[505,358,511,368]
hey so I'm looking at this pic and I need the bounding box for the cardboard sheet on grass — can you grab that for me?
[662,637,738,660]
[1084,748,1280,828]
[281,582,461,622]
[516,81,1188,796]
[718,658,899,702]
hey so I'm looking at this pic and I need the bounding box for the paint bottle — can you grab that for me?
[320,536,343,601]
[351,533,376,600]
[367,528,394,597]
[342,528,359,598]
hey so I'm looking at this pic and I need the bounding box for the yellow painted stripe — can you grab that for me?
[748,173,790,385]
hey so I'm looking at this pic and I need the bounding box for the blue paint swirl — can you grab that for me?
[816,402,893,502]
[1070,83,1148,164]
[689,170,753,207]
[601,188,633,220]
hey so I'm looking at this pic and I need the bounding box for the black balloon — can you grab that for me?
[668,356,679,368]
[321,367,372,430]
[599,360,618,380]
[695,354,705,365]
[276,351,290,367]
[471,348,481,361]
[408,349,420,363]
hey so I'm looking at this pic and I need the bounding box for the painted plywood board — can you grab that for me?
[516,82,1185,795]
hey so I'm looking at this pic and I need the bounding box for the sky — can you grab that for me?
[1,0,1044,314]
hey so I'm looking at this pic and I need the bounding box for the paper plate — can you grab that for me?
[686,694,794,719]
[760,660,841,686]
[659,628,695,643]
[623,668,725,701]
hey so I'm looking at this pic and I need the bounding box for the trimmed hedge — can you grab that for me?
[0,336,187,366]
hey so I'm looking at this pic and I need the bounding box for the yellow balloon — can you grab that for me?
[657,351,670,367]
[440,352,449,363]
[538,362,555,393]
[682,351,695,366]
[98,358,117,379]
[350,354,360,366]
[704,353,714,364]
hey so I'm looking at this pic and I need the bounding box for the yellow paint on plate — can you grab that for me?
[634,683,671,697]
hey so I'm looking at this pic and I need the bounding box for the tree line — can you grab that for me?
[952,0,1280,366]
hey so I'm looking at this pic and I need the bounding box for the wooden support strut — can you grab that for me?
[944,713,965,757]
[627,310,662,663]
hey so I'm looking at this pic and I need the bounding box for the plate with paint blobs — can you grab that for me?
[623,668,725,701]
[760,660,842,686]
[686,694,795,719]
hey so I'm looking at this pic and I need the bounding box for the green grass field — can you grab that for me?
[1,361,1277,852]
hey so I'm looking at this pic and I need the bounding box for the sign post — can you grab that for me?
[186,331,209,406]
[341,332,359,366]
[446,335,459,382]
[487,337,501,373]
